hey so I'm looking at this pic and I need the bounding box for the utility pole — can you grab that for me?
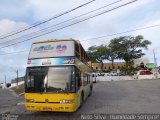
[5,75,6,87]
[10,67,20,89]
[153,49,157,67]
[16,70,18,89]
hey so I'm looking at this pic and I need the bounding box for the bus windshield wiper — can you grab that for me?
[54,87,66,93]
[46,87,68,93]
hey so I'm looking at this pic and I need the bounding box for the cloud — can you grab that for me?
[0,19,30,83]
[0,52,28,83]
[0,19,28,36]
[131,14,160,45]
[0,0,159,82]
[0,0,150,49]
[0,19,29,47]
[27,0,89,21]
[0,0,33,21]
[0,19,41,54]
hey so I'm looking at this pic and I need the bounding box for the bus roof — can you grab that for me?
[30,38,90,63]
[33,38,80,44]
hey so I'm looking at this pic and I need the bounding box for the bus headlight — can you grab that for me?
[26,99,35,103]
[60,100,72,104]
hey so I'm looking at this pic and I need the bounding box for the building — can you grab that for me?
[91,57,150,71]
[11,76,25,84]
[92,62,125,71]
[133,57,149,67]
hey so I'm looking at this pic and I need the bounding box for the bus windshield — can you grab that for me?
[25,66,75,93]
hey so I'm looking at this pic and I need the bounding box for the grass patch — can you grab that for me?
[11,84,24,95]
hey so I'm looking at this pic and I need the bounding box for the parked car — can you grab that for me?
[109,71,118,76]
[6,83,11,88]
[92,72,105,76]
[117,72,126,76]
[134,70,155,79]
[98,73,105,76]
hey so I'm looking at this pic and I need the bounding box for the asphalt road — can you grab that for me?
[1,79,160,120]
[0,88,25,115]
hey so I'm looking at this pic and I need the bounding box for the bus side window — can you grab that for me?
[78,71,81,87]
[87,75,90,84]
[83,74,87,85]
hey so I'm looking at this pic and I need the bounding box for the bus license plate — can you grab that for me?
[43,107,52,111]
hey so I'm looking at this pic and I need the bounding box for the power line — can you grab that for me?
[1,23,160,56]
[0,0,96,39]
[0,50,29,55]
[0,0,122,46]
[2,25,160,55]
[81,24,160,41]
[0,0,138,49]
[1,48,160,56]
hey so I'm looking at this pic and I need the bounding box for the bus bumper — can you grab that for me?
[25,103,76,112]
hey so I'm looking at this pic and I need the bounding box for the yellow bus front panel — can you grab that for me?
[25,93,79,112]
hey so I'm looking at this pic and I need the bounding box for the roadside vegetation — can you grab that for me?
[87,35,151,73]
[11,84,24,95]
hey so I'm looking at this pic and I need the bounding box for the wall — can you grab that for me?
[92,62,125,71]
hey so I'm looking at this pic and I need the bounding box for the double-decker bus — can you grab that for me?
[25,38,93,112]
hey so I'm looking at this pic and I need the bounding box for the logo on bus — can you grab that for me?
[33,45,54,51]
[56,45,67,53]
[42,59,52,65]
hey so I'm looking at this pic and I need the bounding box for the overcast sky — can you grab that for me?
[0,0,160,83]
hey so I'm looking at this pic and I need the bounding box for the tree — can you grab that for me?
[109,35,151,67]
[88,44,118,70]
[87,45,101,63]
[103,45,119,69]
[87,45,106,70]
[87,35,151,72]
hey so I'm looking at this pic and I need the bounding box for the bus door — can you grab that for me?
[75,68,81,107]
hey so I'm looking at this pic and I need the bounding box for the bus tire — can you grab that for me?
[80,92,84,108]
[89,86,92,96]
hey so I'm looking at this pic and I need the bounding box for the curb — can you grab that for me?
[19,92,24,96]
